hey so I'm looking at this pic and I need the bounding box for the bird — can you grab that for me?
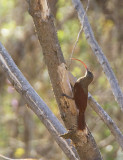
[63,58,93,130]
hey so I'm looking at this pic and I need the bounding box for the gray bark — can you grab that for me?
[72,0,123,111]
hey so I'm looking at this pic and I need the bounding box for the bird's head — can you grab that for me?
[72,58,93,85]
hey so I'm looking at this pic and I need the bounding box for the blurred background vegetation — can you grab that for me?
[0,0,123,159]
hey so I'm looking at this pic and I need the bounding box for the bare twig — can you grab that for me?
[88,93,123,150]
[0,154,39,160]
[68,72,123,150]
[71,0,123,111]
[69,0,90,68]
[0,42,78,160]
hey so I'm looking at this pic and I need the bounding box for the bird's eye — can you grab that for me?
[88,71,93,77]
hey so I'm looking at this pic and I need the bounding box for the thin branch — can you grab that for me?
[71,0,123,111]
[88,93,123,150]
[0,154,39,160]
[0,42,78,160]
[68,72,123,150]
[69,0,90,68]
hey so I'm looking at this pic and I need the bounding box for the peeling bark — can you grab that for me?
[26,0,102,159]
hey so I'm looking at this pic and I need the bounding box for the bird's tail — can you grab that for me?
[77,112,86,130]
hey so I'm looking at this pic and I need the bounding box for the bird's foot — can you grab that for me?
[62,93,74,100]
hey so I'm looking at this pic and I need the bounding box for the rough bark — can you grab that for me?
[26,0,102,159]
[0,42,78,160]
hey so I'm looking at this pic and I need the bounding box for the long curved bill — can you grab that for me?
[71,58,88,71]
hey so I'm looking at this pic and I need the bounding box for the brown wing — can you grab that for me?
[73,82,88,113]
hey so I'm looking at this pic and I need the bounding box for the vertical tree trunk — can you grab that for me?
[27,0,102,159]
